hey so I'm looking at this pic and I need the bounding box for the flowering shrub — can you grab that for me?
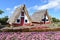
[0,32,60,40]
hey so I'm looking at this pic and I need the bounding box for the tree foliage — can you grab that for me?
[0,10,8,25]
[0,16,8,25]
[52,17,60,23]
[0,10,4,14]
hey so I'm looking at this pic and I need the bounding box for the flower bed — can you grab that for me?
[0,32,60,40]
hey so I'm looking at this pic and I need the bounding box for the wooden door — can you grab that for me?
[20,17,24,26]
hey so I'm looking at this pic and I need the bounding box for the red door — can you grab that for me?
[20,11,24,26]
[20,17,24,26]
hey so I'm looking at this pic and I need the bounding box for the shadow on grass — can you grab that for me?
[0,25,5,29]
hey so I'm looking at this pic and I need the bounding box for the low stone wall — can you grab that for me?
[1,27,60,32]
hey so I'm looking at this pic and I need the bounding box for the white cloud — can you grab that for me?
[28,0,60,10]
[14,5,20,9]
[38,1,58,10]
[6,8,11,11]
[10,5,20,14]
[5,5,20,18]
[27,5,39,11]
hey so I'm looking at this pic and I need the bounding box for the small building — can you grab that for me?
[7,5,51,27]
[31,9,51,24]
[7,5,32,26]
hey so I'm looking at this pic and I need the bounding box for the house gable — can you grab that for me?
[31,9,51,24]
[7,4,32,26]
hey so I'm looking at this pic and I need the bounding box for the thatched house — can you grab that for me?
[31,9,51,24]
[7,4,51,27]
[7,5,32,26]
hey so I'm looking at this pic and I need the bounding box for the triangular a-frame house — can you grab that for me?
[31,9,51,24]
[7,5,32,26]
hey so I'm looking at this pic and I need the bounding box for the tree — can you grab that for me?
[0,10,4,14]
[52,17,60,23]
[0,16,8,25]
[0,10,4,25]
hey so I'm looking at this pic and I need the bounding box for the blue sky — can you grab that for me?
[0,0,60,19]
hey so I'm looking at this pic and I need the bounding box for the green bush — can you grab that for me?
[52,17,60,23]
[0,16,8,25]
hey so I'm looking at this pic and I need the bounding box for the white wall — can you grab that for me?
[41,16,49,22]
[24,14,29,24]
[46,16,48,19]
[14,13,29,24]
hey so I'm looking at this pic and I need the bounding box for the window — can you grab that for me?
[17,19,20,22]
[42,19,48,21]
[46,19,48,21]
[25,20,27,22]
[42,19,44,21]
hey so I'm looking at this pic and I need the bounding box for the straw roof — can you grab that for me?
[31,9,50,23]
[7,4,32,25]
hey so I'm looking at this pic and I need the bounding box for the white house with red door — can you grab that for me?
[7,5,32,26]
[7,5,51,27]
